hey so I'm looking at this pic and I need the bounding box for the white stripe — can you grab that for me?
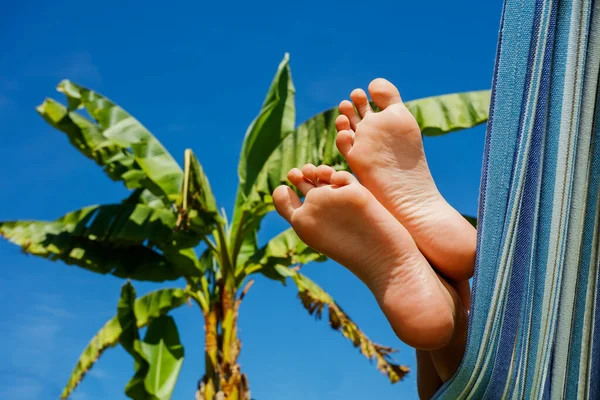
[533,1,591,396]
[552,1,598,394]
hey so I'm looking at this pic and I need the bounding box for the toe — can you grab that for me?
[315,165,336,184]
[288,168,315,196]
[350,89,372,118]
[368,78,403,110]
[339,100,361,130]
[273,185,302,223]
[330,170,357,186]
[336,130,354,157]
[335,114,352,132]
[301,163,318,185]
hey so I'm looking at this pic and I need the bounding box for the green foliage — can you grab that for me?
[463,214,478,228]
[237,53,296,195]
[118,283,185,400]
[118,283,153,398]
[178,149,220,235]
[239,228,326,283]
[406,90,490,136]
[36,98,147,190]
[0,204,201,281]
[61,288,187,399]
[230,53,296,263]
[1,54,489,398]
[57,80,184,203]
[231,108,341,258]
[141,316,185,399]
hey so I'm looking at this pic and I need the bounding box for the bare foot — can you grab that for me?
[273,164,461,350]
[336,78,476,281]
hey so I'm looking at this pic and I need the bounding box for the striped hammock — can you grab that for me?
[434,0,600,398]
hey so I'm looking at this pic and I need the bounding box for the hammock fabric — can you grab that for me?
[434,0,600,398]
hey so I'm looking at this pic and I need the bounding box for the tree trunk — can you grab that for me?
[197,285,251,400]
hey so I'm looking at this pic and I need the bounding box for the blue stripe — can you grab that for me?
[433,0,600,397]
[484,0,550,394]
[510,3,559,398]
[432,3,511,397]
[522,0,573,394]
[432,3,526,397]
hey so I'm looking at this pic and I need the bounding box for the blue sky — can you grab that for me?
[0,1,502,399]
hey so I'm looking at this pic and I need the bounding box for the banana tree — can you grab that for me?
[0,54,489,400]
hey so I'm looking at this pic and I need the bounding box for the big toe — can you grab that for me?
[336,129,354,157]
[368,78,403,110]
[273,185,302,223]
